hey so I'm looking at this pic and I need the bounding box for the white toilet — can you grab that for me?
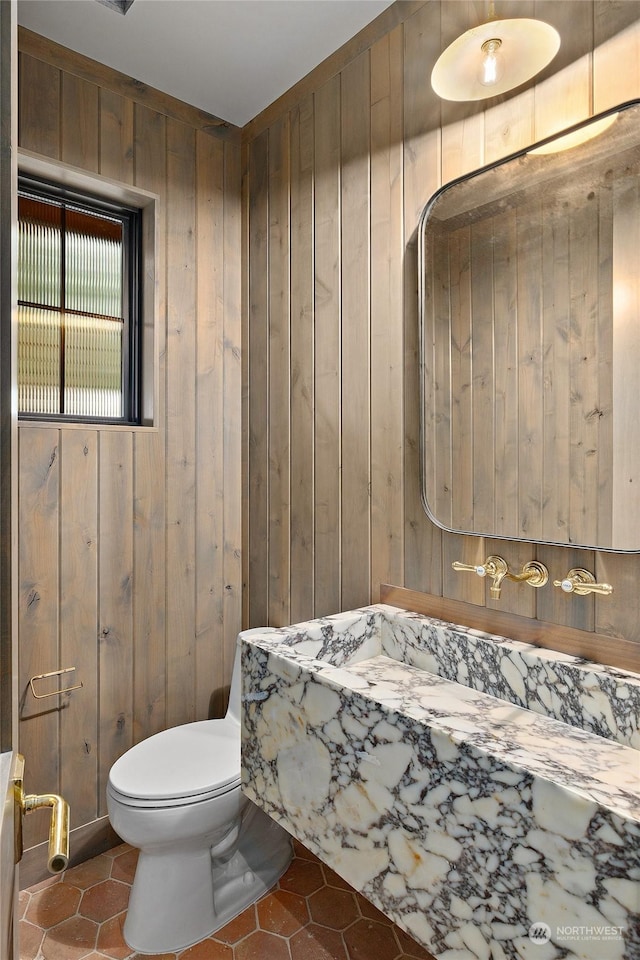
[106,630,293,955]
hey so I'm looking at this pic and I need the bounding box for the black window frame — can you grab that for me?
[17,172,143,425]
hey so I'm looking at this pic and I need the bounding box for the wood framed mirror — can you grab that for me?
[419,100,640,551]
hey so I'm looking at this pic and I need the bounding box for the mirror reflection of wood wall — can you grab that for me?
[421,102,640,551]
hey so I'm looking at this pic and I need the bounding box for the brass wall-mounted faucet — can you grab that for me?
[553,568,613,597]
[452,555,548,600]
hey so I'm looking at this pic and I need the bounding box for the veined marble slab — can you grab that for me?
[240,605,640,960]
[379,607,640,750]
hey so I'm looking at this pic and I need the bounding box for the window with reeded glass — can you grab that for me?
[17,176,142,423]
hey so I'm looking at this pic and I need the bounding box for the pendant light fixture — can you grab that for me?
[431,2,560,102]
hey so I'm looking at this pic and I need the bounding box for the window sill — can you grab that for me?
[18,418,159,434]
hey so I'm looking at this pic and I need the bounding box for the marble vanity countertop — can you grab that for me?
[380,606,640,750]
[241,606,640,960]
[242,603,640,749]
[322,655,640,820]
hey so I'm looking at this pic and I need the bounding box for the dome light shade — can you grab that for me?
[431,18,560,101]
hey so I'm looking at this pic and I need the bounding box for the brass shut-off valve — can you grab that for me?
[452,555,548,600]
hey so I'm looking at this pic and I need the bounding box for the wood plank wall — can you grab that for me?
[15,0,640,879]
[243,0,640,654]
[17,31,242,867]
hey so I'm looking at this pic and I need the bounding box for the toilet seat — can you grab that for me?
[108,718,241,808]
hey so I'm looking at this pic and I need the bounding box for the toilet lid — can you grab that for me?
[108,718,241,805]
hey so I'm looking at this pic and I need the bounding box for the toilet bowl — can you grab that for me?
[106,630,293,955]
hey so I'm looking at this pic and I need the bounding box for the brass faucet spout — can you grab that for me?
[484,556,509,599]
[451,556,548,600]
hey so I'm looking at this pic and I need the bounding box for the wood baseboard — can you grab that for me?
[19,816,121,890]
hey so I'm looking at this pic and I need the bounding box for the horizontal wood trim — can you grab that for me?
[20,816,120,889]
[379,584,640,673]
[18,26,240,143]
[17,420,158,434]
[242,0,428,144]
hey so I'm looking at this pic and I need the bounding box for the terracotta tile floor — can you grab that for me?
[19,839,435,960]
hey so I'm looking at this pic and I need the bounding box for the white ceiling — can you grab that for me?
[17,0,395,127]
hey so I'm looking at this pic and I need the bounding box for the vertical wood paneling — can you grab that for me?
[541,207,570,545]
[290,97,315,624]
[402,1,443,595]
[18,54,60,158]
[484,89,535,165]
[591,2,640,639]
[431,234,452,529]
[18,39,243,874]
[132,104,167,742]
[165,119,197,726]
[493,210,519,538]
[222,138,243,702]
[99,89,134,183]
[267,115,291,627]
[370,28,404,597]
[533,27,591,141]
[442,113,484,181]
[537,544,595,632]
[61,74,99,172]
[60,431,98,829]
[597,186,614,550]
[516,202,544,541]
[340,52,371,611]
[449,230,473,531]
[18,428,60,847]
[247,130,270,627]
[611,177,640,548]
[594,10,640,110]
[18,1,640,879]
[96,86,136,814]
[470,219,494,534]
[569,200,600,547]
[313,76,341,618]
[98,430,133,816]
[195,130,225,717]
[245,0,640,651]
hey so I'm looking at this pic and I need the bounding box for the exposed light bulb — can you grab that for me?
[479,38,503,87]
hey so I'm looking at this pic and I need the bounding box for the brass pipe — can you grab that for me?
[23,792,70,873]
[26,795,69,873]
[504,561,548,589]
[13,755,70,874]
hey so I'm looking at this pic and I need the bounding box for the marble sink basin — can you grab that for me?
[241,604,640,960]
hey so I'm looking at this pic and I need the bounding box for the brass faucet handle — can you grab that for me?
[553,568,613,597]
[451,556,507,578]
[451,560,490,577]
[452,556,508,600]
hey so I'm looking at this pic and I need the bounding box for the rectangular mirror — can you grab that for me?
[419,100,640,552]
